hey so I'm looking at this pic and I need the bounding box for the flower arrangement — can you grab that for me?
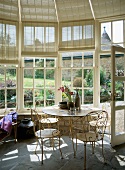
[58,85,74,102]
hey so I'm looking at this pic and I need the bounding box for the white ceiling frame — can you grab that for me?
[0,0,125,22]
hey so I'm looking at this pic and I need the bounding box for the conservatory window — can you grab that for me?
[23,57,56,109]
[0,65,17,110]
[61,52,94,105]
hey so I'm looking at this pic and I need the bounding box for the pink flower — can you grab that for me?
[58,87,64,92]
[58,85,73,102]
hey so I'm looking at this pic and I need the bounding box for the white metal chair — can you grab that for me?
[31,109,63,164]
[73,110,108,170]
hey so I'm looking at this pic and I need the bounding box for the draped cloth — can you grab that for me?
[0,112,18,135]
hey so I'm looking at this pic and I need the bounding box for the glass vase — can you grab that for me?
[67,101,74,110]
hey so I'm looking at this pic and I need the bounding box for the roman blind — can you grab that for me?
[0,20,18,64]
[59,20,95,51]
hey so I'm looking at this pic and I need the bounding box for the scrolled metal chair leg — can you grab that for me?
[41,138,44,164]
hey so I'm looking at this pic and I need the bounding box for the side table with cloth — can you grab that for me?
[0,111,18,142]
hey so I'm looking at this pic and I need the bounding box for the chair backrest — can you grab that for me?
[88,110,108,137]
[30,108,56,130]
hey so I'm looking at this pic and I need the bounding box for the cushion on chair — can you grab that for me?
[35,128,60,138]
[77,131,102,142]
[40,118,58,124]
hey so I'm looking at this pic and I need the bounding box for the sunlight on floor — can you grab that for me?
[1,149,18,161]
[30,153,52,162]
[2,156,18,161]
[116,155,125,166]
[5,149,18,155]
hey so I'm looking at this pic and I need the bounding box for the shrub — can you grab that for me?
[73,77,82,87]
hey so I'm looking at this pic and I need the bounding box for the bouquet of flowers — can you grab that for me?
[58,85,74,102]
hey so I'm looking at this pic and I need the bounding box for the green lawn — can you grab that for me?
[24,78,55,88]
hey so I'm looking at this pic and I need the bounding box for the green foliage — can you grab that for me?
[76,69,82,77]
[46,69,54,79]
[0,90,5,101]
[85,70,93,87]
[100,67,106,85]
[35,69,44,78]
[85,89,93,96]
[7,69,16,76]
[35,60,55,79]
[76,67,106,87]
[7,89,16,100]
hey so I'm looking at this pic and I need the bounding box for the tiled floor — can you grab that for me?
[0,135,125,170]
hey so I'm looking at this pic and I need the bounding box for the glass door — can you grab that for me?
[111,45,125,146]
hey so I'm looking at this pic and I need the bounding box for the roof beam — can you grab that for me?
[18,0,21,22]
[54,0,58,22]
[89,0,95,19]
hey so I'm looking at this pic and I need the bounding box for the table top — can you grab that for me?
[42,105,101,117]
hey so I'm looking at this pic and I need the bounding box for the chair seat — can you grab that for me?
[35,128,60,138]
[77,131,102,142]
[89,120,106,127]
[40,118,58,124]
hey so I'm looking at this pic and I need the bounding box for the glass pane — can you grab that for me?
[73,26,82,40]
[84,89,93,104]
[35,27,44,43]
[24,58,33,67]
[115,81,124,102]
[46,27,55,43]
[101,22,111,44]
[101,22,111,51]
[35,89,44,107]
[7,89,16,108]
[0,68,5,87]
[115,110,125,135]
[24,26,34,46]
[62,27,71,41]
[100,55,111,103]
[62,69,71,86]
[46,89,55,106]
[73,69,82,88]
[73,52,82,67]
[83,25,93,39]
[6,68,16,87]
[84,52,93,67]
[101,45,111,51]
[35,58,44,67]
[115,52,124,77]
[24,89,33,108]
[24,69,33,87]
[113,20,123,43]
[46,69,55,87]
[0,23,5,45]
[46,59,55,67]
[0,89,5,108]
[62,53,72,67]
[84,69,93,87]
[35,69,44,87]
[6,24,16,46]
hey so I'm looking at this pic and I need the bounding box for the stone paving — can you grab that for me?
[0,135,125,170]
